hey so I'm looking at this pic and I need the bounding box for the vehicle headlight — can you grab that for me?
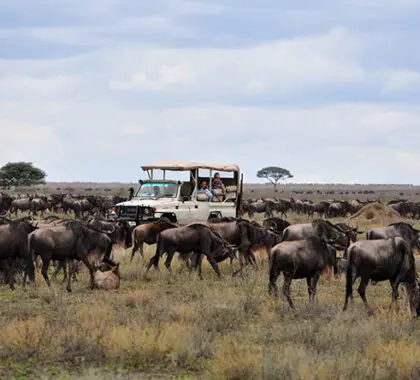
[144,208,150,215]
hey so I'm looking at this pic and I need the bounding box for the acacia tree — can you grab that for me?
[0,162,47,188]
[257,166,293,191]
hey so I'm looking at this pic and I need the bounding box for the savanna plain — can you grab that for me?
[2,184,420,379]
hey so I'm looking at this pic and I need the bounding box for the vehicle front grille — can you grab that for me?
[118,206,149,219]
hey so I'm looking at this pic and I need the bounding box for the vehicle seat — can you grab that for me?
[180,182,193,198]
[197,193,210,202]
[211,188,225,202]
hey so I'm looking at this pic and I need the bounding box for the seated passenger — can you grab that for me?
[195,180,213,200]
[212,172,226,192]
[153,186,160,197]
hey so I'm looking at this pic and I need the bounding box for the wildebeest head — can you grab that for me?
[262,217,291,235]
[389,222,420,250]
[248,220,282,249]
[116,220,133,249]
[334,223,364,242]
[334,257,348,279]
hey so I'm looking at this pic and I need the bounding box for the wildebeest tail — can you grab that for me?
[26,233,36,283]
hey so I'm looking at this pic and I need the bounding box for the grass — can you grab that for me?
[2,201,420,379]
[1,238,420,379]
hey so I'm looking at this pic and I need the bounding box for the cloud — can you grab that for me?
[0,0,419,184]
[1,100,419,183]
[381,69,420,93]
[108,28,365,98]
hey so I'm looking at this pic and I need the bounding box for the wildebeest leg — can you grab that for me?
[6,259,17,291]
[268,265,280,298]
[164,248,176,272]
[389,278,402,311]
[282,275,294,309]
[41,257,52,287]
[206,255,221,278]
[189,253,204,279]
[139,243,144,258]
[52,261,67,282]
[358,277,372,313]
[248,251,258,269]
[232,249,247,276]
[196,254,204,280]
[130,244,138,261]
[78,255,96,290]
[131,241,143,261]
[307,274,320,304]
[343,266,358,311]
[66,260,75,292]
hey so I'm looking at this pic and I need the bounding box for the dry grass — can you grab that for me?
[1,213,420,378]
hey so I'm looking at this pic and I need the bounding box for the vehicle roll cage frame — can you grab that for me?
[141,161,243,217]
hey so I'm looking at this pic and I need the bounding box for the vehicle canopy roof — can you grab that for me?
[141,160,240,173]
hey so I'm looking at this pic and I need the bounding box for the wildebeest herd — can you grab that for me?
[1,190,420,318]
[0,192,126,218]
[242,197,420,220]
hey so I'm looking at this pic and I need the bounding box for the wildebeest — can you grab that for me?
[208,219,281,272]
[10,197,32,216]
[343,237,419,317]
[28,220,117,292]
[0,217,37,289]
[367,222,420,250]
[131,218,177,260]
[0,193,12,215]
[147,223,235,278]
[93,263,120,290]
[262,217,291,235]
[86,217,133,249]
[335,257,348,279]
[268,236,337,309]
[282,220,352,250]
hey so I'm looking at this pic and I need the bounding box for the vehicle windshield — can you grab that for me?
[135,182,178,199]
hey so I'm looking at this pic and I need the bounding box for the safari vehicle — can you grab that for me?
[114,160,243,226]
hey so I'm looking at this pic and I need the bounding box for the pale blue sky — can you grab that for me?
[1,0,419,183]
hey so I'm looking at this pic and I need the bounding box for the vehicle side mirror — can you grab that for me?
[138,179,143,185]
[182,196,190,202]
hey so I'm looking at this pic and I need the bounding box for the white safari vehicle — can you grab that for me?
[114,160,242,226]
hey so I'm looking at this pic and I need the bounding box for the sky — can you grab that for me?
[1,0,420,184]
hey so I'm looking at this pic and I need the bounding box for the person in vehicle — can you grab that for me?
[212,172,226,192]
[153,186,161,197]
[195,180,213,200]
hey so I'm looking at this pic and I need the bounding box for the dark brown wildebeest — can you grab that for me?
[335,257,348,279]
[343,237,419,317]
[246,200,275,219]
[282,220,354,250]
[268,236,337,309]
[30,196,49,217]
[10,197,32,216]
[131,218,177,260]
[273,199,292,218]
[0,194,13,215]
[28,220,117,292]
[206,219,281,273]
[51,217,130,283]
[86,217,133,249]
[333,223,364,248]
[262,217,290,235]
[0,217,37,289]
[147,223,235,278]
[366,222,420,250]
